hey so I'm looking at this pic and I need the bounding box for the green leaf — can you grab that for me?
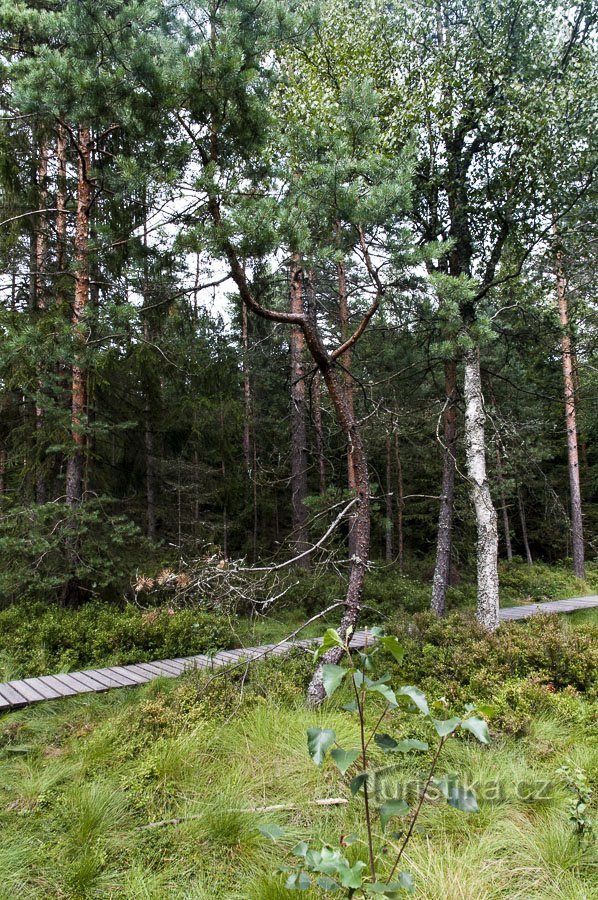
[380,799,410,832]
[307,727,336,766]
[337,860,367,889]
[314,628,344,661]
[433,717,461,737]
[292,841,309,857]
[350,772,368,796]
[367,679,398,707]
[285,871,311,890]
[259,823,284,840]
[342,700,358,712]
[330,747,360,775]
[322,663,348,698]
[461,716,490,744]
[435,775,479,813]
[379,635,405,665]
[375,732,398,752]
[316,875,340,892]
[397,686,429,716]
[394,739,429,753]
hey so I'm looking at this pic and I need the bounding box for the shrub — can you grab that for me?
[0,602,235,678]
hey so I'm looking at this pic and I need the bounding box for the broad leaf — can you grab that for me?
[367,679,398,707]
[337,860,367,889]
[259,823,284,840]
[322,663,348,698]
[342,700,358,713]
[331,747,360,775]
[285,871,311,890]
[350,772,368,796]
[397,686,429,716]
[375,732,398,752]
[292,841,309,857]
[394,739,429,753]
[314,628,344,661]
[461,716,490,744]
[379,635,405,665]
[307,727,336,766]
[435,774,479,813]
[379,798,409,832]
[316,875,340,892]
[433,717,461,737]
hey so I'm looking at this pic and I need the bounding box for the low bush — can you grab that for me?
[0,602,235,678]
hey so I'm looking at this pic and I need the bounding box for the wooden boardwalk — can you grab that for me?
[0,596,596,711]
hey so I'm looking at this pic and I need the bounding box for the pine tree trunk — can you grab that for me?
[241,299,252,474]
[338,257,358,557]
[385,432,393,562]
[394,429,405,571]
[65,126,91,508]
[495,446,513,561]
[144,395,156,539]
[63,125,91,606]
[312,371,326,494]
[463,346,499,630]
[307,364,370,706]
[517,484,533,566]
[290,255,310,566]
[431,358,457,615]
[554,236,585,579]
[56,123,68,279]
[34,134,49,505]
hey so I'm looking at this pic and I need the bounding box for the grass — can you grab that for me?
[0,618,596,899]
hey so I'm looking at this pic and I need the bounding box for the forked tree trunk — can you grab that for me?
[554,237,585,579]
[517,484,533,566]
[463,346,499,630]
[289,256,310,566]
[307,362,370,706]
[431,358,457,615]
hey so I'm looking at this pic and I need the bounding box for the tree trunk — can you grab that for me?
[385,431,393,562]
[307,363,370,706]
[312,371,326,494]
[517,484,533,566]
[495,446,513,561]
[65,125,91,509]
[63,125,91,606]
[338,256,358,557]
[241,299,252,474]
[290,255,310,566]
[34,134,49,505]
[394,429,405,571]
[431,358,457,615]
[554,236,585,579]
[56,123,68,280]
[463,346,499,630]
[144,395,156,539]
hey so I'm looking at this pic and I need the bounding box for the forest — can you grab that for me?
[0,0,596,897]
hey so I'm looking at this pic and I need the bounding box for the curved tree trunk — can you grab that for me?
[431,358,457,615]
[307,362,370,706]
[463,346,499,631]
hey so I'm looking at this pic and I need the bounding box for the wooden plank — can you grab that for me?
[7,679,46,703]
[134,662,174,678]
[65,671,109,692]
[49,673,92,695]
[94,667,141,687]
[0,682,31,706]
[21,676,63,700]
[149,660,186,676]
[38,674,79,697]
[116,663,153,683]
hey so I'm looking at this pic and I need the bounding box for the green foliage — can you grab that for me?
[557,765,594,839]
[0,602,234,678]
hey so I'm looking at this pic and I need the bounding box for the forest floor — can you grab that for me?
[0,576,596,897]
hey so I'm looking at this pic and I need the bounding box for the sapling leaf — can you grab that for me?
[433,717,461,737]
[397,685,429,716]
[321,663,348,698]
[331,747,360,774]
[337,860,367,889]
[379,635,405,665]
[286,871,311,890]
[367,679,398,707]
[316,875,341,892]
[461,716,490,744]
[259,823,284,840]
[375,732,398,752]
[350,772,368,795]
[375,734,429,754]
[379,799,409,831]
[342,700,358,712]
[314,628,344,661]
[435,774,479,812]
[307,727,336,765]
[292,841,309,857]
